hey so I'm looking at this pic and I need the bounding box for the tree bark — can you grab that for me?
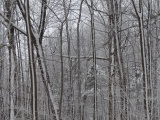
[131,0,149,119]
[59,23,64,120]
[25,1,38,119]
[5,1,17,119]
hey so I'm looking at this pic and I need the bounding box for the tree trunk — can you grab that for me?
[131,0,149,119]
[59,23,64,120]
[5,1,16,119]
[107,0,115,119]
[25,1,38,119]
[77,0,84,120]
[90,1,97,120]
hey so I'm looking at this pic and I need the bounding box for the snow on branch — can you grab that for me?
[46,54,109,61]
[0,43,10,49]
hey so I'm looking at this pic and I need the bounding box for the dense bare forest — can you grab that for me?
[0,0,160,120]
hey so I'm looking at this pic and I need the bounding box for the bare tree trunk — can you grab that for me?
[90,1,97,120]
[16,1,59,119]
[0,24,4,120]
[25,1,38,119]
[131,0,149,119]
[59,23,64,120]
[5,1,16,119]
[77,0,84,120]
[147,0,152,119]
[62,0,72,118]
[107,0,115,119]
[113,0,127,119]
[154,18,159,120]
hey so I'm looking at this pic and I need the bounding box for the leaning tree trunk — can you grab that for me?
[16,0,59,119]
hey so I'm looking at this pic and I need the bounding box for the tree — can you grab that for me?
[5,0,17,119]
[131,0,149,119]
